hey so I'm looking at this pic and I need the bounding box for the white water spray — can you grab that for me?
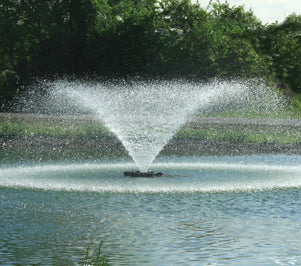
[25,79,285,172]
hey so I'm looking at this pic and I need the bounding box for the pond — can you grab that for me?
[1,154,301,265]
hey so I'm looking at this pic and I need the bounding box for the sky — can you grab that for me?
[197,0,301,24]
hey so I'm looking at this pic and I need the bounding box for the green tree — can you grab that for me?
[149,0,214,77]
[0,0,25,70]
[1,0,301,103]
[260,14,301,92]
[209,2,271,78]
[85,0,159,75]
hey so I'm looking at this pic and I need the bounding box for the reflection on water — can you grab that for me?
[1,155,301,265]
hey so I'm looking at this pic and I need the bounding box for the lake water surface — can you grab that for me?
[1,155,301,265]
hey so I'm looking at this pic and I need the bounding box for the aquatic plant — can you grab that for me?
[81,242,109,266]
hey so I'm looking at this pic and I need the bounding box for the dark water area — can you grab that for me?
[1,155,301,265]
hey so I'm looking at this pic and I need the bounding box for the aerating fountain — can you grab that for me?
[2,78,301,266]
[39,78,285,177]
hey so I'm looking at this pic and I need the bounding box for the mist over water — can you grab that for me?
[1,155,301,193]
[16,78,286,172]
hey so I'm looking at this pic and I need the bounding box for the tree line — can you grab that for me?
[1,0,301,108]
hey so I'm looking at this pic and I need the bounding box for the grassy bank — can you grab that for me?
[177,127,301,145]
[0,120,112,139]
[1,106,300,164]
[1,115,300,145]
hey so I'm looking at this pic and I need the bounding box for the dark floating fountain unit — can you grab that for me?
[124,171,163,177]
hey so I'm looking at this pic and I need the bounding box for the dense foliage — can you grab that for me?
[1,0,301,107]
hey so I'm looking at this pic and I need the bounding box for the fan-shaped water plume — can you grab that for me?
[17,78,286,172]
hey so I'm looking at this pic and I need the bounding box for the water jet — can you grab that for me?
[17,78,285,174]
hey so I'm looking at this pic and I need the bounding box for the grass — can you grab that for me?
[0,120,112,138]
[1,91,300,139]
[201,93,301,119]
[81,242,109,266]
[1,97,300,153]
[176,127,301,144]
[1,114,300,145]
[289,93,301,118]
[0,120,126,163]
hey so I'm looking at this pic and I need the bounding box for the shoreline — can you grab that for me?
[1,135,301,162]
[1,112,301,161]
[1,112,301,128]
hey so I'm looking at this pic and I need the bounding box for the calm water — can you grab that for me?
[1,155,301,265]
